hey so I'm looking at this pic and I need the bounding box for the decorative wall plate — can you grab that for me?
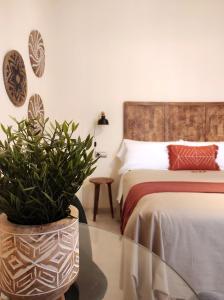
[28,30,45,77]
[28,94,44,132]
[3,50,27,107]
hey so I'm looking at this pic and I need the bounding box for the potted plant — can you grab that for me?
[0,118,97,300]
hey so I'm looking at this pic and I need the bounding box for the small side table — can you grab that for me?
[89,177,114,221]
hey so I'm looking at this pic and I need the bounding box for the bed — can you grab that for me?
[119,101,224,295]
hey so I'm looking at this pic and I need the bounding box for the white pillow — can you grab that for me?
[116,140,128,163]
[118,139,183,174]
[182,141,224,170]
[117,139,148,163]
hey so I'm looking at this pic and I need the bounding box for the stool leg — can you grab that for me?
[107,183,114,218]
[120,196,123,219]
[93,184,100,221]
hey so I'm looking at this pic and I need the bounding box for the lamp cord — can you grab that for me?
[93,125,97,148]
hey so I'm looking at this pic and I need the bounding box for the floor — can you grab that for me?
[84,207,123,299]
[85,207,120,234]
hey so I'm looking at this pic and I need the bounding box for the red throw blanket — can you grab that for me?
[121,181,224,233]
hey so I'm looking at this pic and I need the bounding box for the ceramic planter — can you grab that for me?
[0,213,79,300]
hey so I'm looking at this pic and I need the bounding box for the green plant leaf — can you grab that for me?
[0,117,97,225]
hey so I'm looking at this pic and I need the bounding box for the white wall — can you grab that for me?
[1,0,224,209]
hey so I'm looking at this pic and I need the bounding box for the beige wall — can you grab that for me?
[51,0,224,208]
[1,0,224,208]
[0,0,56,126]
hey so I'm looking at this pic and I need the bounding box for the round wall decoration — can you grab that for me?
[28,30,45,77]
[3,50,27,107]
[28,94,44,132]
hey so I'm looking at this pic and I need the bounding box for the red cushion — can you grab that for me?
[167,144,220,170]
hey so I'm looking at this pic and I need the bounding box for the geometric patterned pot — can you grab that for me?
[0,213,79,300]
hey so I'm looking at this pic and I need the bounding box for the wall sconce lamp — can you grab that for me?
[97,112,109,125]
[94,112,109,157]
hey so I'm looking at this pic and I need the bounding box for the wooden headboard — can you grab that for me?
[124,102,224,141]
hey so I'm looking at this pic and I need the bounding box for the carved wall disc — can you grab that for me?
[28,94,44,120]
[28,30,45,77]
[3,50,27,107]
[28,94,44,132]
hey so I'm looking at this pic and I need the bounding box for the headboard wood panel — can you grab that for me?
[124,102,224,141]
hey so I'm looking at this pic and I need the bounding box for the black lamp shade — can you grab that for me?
[98,112,109,125]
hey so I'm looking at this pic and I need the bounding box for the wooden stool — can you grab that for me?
[89,177,114,221]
